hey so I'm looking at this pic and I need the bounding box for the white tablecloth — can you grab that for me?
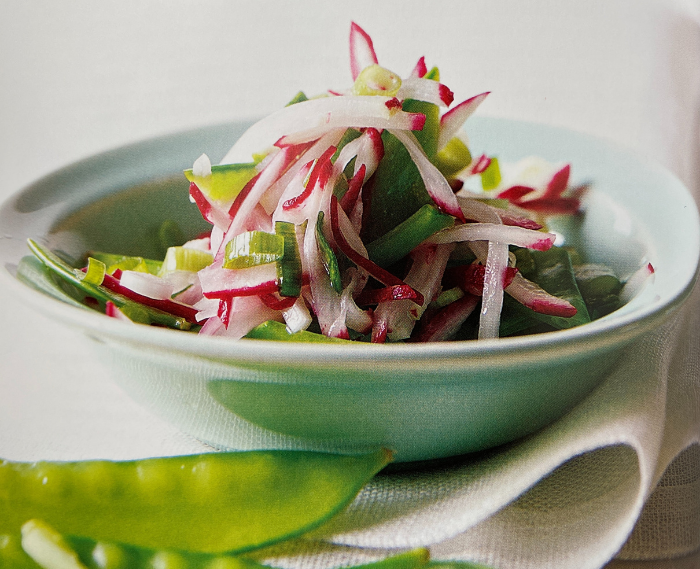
[1,2,699,567]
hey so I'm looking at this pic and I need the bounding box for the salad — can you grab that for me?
[26,22,653,343]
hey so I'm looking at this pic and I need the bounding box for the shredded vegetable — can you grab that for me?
[25,22,654,343]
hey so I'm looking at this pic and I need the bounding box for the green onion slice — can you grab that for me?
[275,221,303,297]
[481,156,502,190]
[75,257,106,285]
[159,247,213,276]
[223,231,285,269]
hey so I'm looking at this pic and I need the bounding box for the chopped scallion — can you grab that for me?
[223,231,285,269]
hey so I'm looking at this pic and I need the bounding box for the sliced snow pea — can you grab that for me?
[25,240,192,330]
[245,320,353,343]
[361,89,442,242]
[526,247,591,330]
[428,561,496,569]
[157,220,186,255]
[20,519,430,569]
[434,136,472,178]
[0,449,392,555]
[1,532,42,568]
[366,204,454,268]
[402,99,440,159]
[316,211,343,293]
[573,263,622,318]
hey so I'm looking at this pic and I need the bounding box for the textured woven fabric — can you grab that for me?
[247,282,700,569]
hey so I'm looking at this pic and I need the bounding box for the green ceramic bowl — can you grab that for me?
[1,117,698,462]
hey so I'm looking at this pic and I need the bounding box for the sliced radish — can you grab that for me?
[438,92,490,150]
[221,96,425,164]
[411,293,479,342]
[396,77,454,107]
[410,56,428,78]
[389,129,465,221]
[349,22,379,81]
[506,273,577,317]
[620,262,655,304]
[117,271,175,301]
[199,263,279,299]
[478,240,509,339]
[426,222,555,251]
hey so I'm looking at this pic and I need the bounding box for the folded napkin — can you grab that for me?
[242,281,699,569]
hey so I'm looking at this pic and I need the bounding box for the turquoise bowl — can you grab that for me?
[1,117,698,462]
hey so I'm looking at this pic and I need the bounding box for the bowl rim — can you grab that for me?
[1,116,698,368]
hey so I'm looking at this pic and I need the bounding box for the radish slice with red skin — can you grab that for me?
[349,22,379,81]
[303,215,348,338]
[396,77,454,107]
[438,92,490,150]
[411,293,480,342]
[189,182,231,230]
[497,185,536,202]
[217,144,307,259]
[263,129,345,214]
[505,273,578,317]
[426,222,556,251]
[340,164,366,214]
[371,243,454,341]
[105,301,133,323]
[479,240,509,339]
[282,295,313,333]
[217,295,282,339]
[355,284,423,305]
[329,196,423,304]
[389,129,465,221]
[620,262,655,304]
[444,263,519,296]
[221,96,425,164]
[199,263,279,299]
[411,56,428,78]
[541,164,570,198]
[119,270,174,301]
[457,196,544,230]
[100,273,199,323]
[464,154,492,176]
[283,146,337,211]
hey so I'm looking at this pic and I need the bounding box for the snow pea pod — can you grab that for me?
[0,449,392,555]
[20,519,430,569]
[24,239,192,330]
[1,532,42,568]
[362,99,440,242]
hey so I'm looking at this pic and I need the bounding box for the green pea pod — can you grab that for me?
[1,532,43,568]
[0,449,392,555]
[20,519,430,569]
[244,320,353,343]
[366,204,454,268]
[528,247,591,330]
[24,240,191,330]
[315,212,343,293]
[427,561,496,569]
[361,99,440,243]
